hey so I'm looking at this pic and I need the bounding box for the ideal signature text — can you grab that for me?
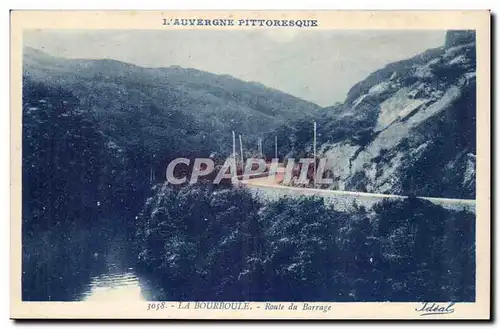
[415,302,456,316]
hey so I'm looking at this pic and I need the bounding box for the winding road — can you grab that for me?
[238,168,476,213]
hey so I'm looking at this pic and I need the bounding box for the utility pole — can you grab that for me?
[258,138,263,157]
[313,121,317,185]
[275,135,278,160]
[232,130,236,159]
[239,134,244,168]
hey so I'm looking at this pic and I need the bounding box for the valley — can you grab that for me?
[21,30,477,302]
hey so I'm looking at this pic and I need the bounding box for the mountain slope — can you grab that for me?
[287,30,476,199]
[23,47,320,166]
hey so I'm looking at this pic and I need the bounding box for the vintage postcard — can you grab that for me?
[10,10,491,319]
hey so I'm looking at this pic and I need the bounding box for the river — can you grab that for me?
[79,270,146,301]
[78,233,151,301]
[22,229,154,301]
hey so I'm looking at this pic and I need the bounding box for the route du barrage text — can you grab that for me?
[147,302,332,313]
[162,18,319,28]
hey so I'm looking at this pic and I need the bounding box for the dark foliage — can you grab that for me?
[22,78,105,235]
[135,185,475,302]
[22,78,147,300]
[134,183,263,300]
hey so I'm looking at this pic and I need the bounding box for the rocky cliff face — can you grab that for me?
[321,31,476,199]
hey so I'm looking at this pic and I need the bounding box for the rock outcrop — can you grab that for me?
[321,30,476,199]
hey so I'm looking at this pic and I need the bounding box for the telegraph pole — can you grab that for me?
[232,130,236,159]
[239,134,244,168]
[313,121,317,185]
[258,138,262,157]
[274,135,278,160]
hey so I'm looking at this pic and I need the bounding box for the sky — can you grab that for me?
[24,29,446,106]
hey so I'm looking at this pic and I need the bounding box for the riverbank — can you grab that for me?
[22,224,131,301]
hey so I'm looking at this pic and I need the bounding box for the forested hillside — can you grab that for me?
[24,47,320,171]
[21,48,320,300]
[134,183,475,301]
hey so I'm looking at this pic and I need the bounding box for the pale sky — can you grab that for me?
[24,30,446,106]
